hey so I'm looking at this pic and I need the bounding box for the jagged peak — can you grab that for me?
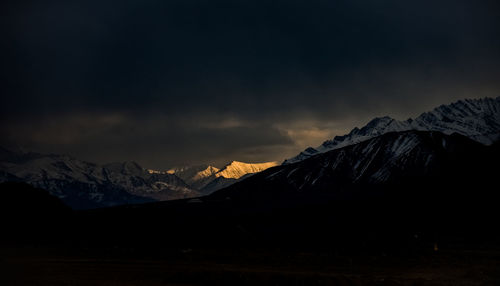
[431,97,499,114]
[363,116,397,129]
[216,161,278,179]
[192,165,220,178]
[166,164,220,185]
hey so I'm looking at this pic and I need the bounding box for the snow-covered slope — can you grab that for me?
[215,161,278,179]
[168,161,278,194]
[412,97,500,144]
[167,165,220,190]
[0,149,199,209]
[199,161,278,194]
[284,97,500,164]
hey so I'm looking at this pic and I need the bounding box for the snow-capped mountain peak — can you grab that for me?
[412,97,500,144]
[193,166,220,181]
[167,165,220,187]
[283,97,500,164]
[166,161,279,193]
[215,161,278,179]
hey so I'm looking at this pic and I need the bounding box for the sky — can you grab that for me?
[1,0,499,169]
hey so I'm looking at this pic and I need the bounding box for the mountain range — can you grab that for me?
[0,147,277,209]
[283,97,500,164]
[1,97,498,210]
[2,98,499,286]
[207,97,499,212]
[0,149,199,209]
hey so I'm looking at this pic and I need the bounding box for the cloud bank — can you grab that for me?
[1,0,499,168]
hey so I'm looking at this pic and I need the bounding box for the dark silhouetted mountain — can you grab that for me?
[212,131,498,207]
[0,182,70,214]
[0,182,72,242]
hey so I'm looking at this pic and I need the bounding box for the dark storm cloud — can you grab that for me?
[1,0,499,167]
[0,112,292,168]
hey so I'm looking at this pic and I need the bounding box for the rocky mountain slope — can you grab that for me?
[284,97,500,164]
[212,130,497,203]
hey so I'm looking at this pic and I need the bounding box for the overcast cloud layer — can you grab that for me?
[1,0,499,168]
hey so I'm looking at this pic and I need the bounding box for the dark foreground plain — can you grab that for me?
[2,243,500,286]
[1,182,500,285]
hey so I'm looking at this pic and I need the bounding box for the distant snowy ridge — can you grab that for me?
[0,149,199,209]
[168,161,278,194]
[283,97,500,164]
[0,146,279,208]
